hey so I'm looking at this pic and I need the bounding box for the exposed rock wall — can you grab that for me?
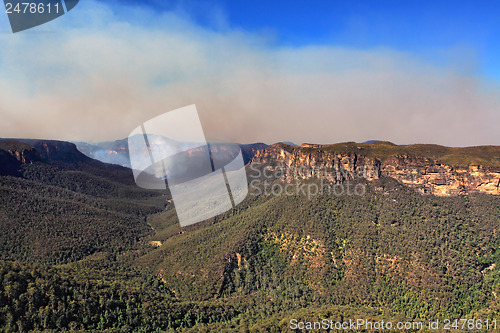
[251,143,500,196]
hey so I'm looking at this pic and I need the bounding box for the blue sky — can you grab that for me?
[1,0,499,145]
[110,0,500,80]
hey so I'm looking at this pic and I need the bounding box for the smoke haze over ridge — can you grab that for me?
[0,1,499,146]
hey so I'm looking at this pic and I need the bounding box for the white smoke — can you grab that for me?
[0,1,499,146]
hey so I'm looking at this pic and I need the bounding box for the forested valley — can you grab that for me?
[0,140,499,332]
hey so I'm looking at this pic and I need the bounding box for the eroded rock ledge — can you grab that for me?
[251,142,500,196]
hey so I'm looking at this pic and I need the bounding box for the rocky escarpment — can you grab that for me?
[0,139,95,175]
[0,140,41,163]
[19,139,90,164]
[251,142,500,196]
[0,140,41,176]
[380,156,500,196]
[252,142,381,183]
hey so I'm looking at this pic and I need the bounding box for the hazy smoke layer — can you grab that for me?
[0,1,499,146]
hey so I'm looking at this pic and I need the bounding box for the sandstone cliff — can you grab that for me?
[0,140,41,176]
[0,140,41,164]
[251,141,500,196]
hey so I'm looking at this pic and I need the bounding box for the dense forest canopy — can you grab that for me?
[0,140,499,332]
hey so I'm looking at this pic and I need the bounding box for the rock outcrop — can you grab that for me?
[251,142,500,196]
[0,140,41,176]
[0,140,41,164]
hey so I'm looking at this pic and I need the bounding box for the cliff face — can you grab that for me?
[0,141,41,176]
[251,142,500,196]
[0,139,99,178]
[6,147,40,164]
[0,141,41,164]
[21,140,90,163]
[252,143,381,183]
[380,156,500,196]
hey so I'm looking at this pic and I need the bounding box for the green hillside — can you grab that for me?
[0,140,499,332]
[138,177,500,326]
[0,140,167,264]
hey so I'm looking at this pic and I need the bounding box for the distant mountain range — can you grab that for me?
[4,137,499,197]
[73,137,268,169]
[72,138,389,169]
